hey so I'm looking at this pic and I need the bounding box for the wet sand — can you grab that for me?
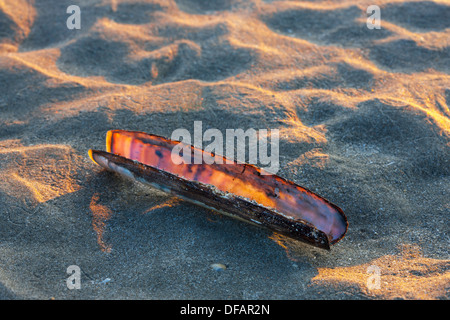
[0,0,449,299]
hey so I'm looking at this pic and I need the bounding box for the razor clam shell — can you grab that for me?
[89,149,334,249]
[105,130,348,244]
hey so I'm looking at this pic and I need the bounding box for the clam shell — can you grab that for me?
[89,130,348,250]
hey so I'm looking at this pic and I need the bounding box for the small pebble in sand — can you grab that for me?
[210,263,227,271]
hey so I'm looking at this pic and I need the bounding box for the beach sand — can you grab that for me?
[0,0,448,299]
